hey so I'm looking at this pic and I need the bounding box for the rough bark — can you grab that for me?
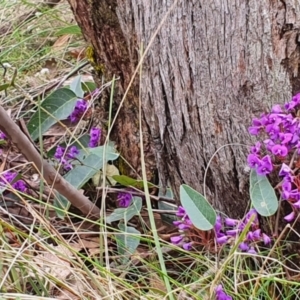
[68,0,300,218]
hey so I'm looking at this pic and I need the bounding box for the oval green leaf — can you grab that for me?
[116,225,141,263]
[180,184,216,231]
[27,88,77,141]
[54,147,119,218]
[250,169,278,216]
[70,75,84,98]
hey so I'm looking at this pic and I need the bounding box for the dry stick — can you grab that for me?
[0,105,100,218]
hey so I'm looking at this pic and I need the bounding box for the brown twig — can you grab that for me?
[0,105,100,218]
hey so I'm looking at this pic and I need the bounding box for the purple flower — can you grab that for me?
[239,242,249,251]
[225,217,239,227]
[54,146,65,160]
[282,180,292,200]
[292,200,300,209]
[178,223,191,230]
[248,117,266,135]
[257,155,273,175]
[247,153,260,168]
[0,171,27,192]
[216,235,228,245]
[271,104,283,113]
[61,158,73,171]
[89,127,101,148]
[176,206,186,217]
[246,231,253,241]
[265,123,280,139]
[252,229,261,240]
[13,180,27,192]
[279,132,293,145]
[215,285,232,300]
[226,229,239,237]
[271,144,288,157]
[262,233,271,245]
[279,163,292,177]
[214,215,222,233]
[264,139,275,152]
[69,99,88,122]
[173,220,181,226]
[0,132,6,140]
[284,211,295,222]
[183,242,193,250]
[170,235,183,245]
[250,142,261,154]
[67,146,79,159]
[296,141,300,154]
[247,246,257,254]
[117,192,132,207]
[285,93,300,111]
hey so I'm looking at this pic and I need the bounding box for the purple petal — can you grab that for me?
[292,200,300,209]
[284,211,295,222]
[226,229,239,237]
[279,163,292,177]
[182,242,192,251]
[247,154,260,168]
[239,242,249,251]
[170,235,183,245]
[178,223,191,230]
[271,144,288,157]
[252,229,261,239]
[225,217,239,227]
[247,246,257,254]
[176,206,186,217]
[216,235,228,245]
[262,233,271,245]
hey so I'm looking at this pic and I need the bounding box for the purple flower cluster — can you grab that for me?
[89,127,101,148]
[247,93,300,176]
[215,209,271,253]
[277,162,300,222]
[171,206,271,253]
[54,145,79,171]
[215,285,232,300]
[170,206,193,250]
[0,171,26,192]
[69,99,88,123]
[117,192,133,207]
[248,93,300,221]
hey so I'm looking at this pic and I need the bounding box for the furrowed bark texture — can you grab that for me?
[68,0,300,218]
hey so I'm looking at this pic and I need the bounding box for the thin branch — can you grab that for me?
[0,105,100,218]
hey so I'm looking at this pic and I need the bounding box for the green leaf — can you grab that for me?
[250,169,278,216]
[82,82,97,93]
[112,175,156,189]
[180,184,216,231]
[76,143,118,162]
[106,197,142,224]
[56,25,81,36]
[116,224,141,263]
[54,148,119,218]
[0,83,10,91]
[70,75,84,98]
[27,88,77,141]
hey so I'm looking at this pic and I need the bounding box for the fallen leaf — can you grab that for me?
[33,244,73,283]
[52,34,71,52]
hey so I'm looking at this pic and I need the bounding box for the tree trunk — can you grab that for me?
[68,0,300,218]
